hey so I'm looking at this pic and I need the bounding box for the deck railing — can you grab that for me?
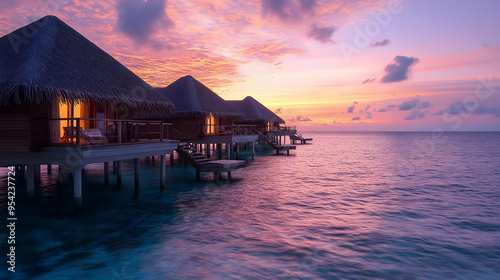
[200,124,258,136]
[49,118,172,146]
[267,126,297,132]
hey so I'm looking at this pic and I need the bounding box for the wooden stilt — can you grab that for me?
[227,143,231,160]
[236,143,240,160]
[27,164,35,199]
[74,165,82,209]
[287,150,290,155]
[160,154,166,189]
[113,161,117,174]
[228,171,232,181]
[117,161,122,185]
[134,158,140,191]
[152,156,155,162]
[19,165,25,179]
[47,164,52,174]
[34,164,40,183]
[104,162,109,184]
[196,169,200,181]
[170,153,174,164]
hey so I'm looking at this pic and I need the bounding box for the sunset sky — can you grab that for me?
[1,0,499,131]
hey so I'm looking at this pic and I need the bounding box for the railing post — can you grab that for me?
[160,122,163,142]
[76,119,80,146]
[118,121,122,144]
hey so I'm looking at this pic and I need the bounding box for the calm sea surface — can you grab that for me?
[1,132,500,279]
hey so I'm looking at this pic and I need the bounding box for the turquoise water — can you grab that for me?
[1,132,500,279]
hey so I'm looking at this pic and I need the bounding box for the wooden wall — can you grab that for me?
[173,118,203,140]
[0,103,50,152]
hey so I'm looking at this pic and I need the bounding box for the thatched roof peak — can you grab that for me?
[155,75,244,119]
[0,15,175,114]
[227,96,285,124]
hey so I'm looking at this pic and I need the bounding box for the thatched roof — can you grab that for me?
[0,15,175,114]
[155,75,244,119]
[227,96,285,124]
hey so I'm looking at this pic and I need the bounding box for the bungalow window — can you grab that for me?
[205,113,215,135]
[267,122,272,131]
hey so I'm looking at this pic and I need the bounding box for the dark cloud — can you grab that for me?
[116,0,173,43]
[274,107,283,114]
[370,39,390,48]
[261,0,316,23]
[378,104,398,113]
[365,112,373,119]
[351,116,361,121]
[398,97,431,111]
[289,115,312,122]
[435,102,500,117]
[381,56,420,83]
[308,24,335,43]
[347,105,355,113]
[405,109,429,120]
[362,78,376,84]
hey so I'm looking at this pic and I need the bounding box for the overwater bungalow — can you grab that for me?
[0,16,178,208]
[228,96,310,154]
[154,75,259,159]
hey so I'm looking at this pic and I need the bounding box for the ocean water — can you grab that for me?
[1,132,500,279]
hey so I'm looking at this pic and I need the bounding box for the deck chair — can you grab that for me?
[80,129,108,144]
[61,127,108,144]
[218,125,232,135]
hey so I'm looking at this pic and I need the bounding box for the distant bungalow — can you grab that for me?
[0,16,178,208]
[153,75,259,159]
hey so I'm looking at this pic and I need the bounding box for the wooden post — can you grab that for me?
[252,142,255,158]
[196,169,200,181]
[276,149,279,155]
[214,172,218,182]
[104,162,109,184]
[117,161,122,185]
[217,144,222,159]
[227,143,231,160]
[152,156,155,162]
[159,122,163,142]
[160,154,166,189]
[76,119,81,146]
[228,171,232,181]
[206,143,211,158]
[170,153,174,164]
[112,161,117,174]
[134,158,140,190]
[287,150,290,155]
[134,124,139,142]
[47,164,52,174]
[19,165,25,179]
[27,164,35,199]
[34,164,41,183]
[74,165,82,209]
[236,143,240,160]
[118,121,122,144]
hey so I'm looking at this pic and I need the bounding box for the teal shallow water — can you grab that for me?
[1,132,500,279]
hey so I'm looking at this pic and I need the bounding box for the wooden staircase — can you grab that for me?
[176,143,247,180]
[254,130,296,155]
[290,132,313,144]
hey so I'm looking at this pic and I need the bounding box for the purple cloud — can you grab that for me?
[116,0,173,43]
[308,24,335,43]
[381,56,420,83]
[262,0,316,23]
[370,39,390,47]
